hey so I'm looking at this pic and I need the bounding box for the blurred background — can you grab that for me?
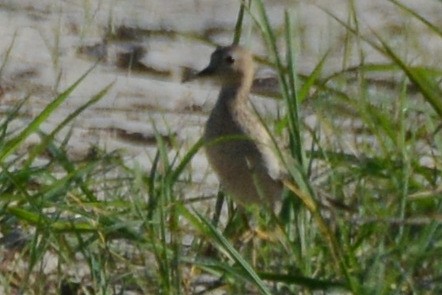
[1,0,441,172]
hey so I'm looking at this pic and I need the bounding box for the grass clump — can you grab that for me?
[1,1,442,294]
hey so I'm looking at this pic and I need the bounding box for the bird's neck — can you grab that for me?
[218,73,253,104]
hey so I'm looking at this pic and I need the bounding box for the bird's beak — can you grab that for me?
[195,64,216,78]
[182,64,216,83]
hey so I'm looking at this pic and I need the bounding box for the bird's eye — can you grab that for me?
[225,55,235,64]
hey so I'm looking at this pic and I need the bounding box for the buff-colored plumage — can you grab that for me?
[191,45,284,206]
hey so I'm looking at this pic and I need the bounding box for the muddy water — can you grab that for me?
[1,0,441,195]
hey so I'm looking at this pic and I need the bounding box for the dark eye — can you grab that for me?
[225,55,235,64]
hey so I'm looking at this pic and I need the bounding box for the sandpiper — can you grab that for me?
[187,45,284,207]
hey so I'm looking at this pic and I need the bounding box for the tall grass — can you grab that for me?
[1,1,441,294]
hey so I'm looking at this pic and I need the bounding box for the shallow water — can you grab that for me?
[1,0,441,193]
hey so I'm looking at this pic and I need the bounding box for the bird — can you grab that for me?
[186,45,285,208]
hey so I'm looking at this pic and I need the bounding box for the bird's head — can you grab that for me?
[184,45,255,87]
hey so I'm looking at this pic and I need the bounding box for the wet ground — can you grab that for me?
[1,0,442,192]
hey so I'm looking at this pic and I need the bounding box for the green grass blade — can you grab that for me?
[25,82,113,167]
[373,32,442,118]
[0,65,97,162]
[232,0,249,45]
[6,207,97,232]
[169,137,204,184]
[388,0,442,37]
[179,205,272,295]
[299,51,329,102]
[0,30,17,79]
